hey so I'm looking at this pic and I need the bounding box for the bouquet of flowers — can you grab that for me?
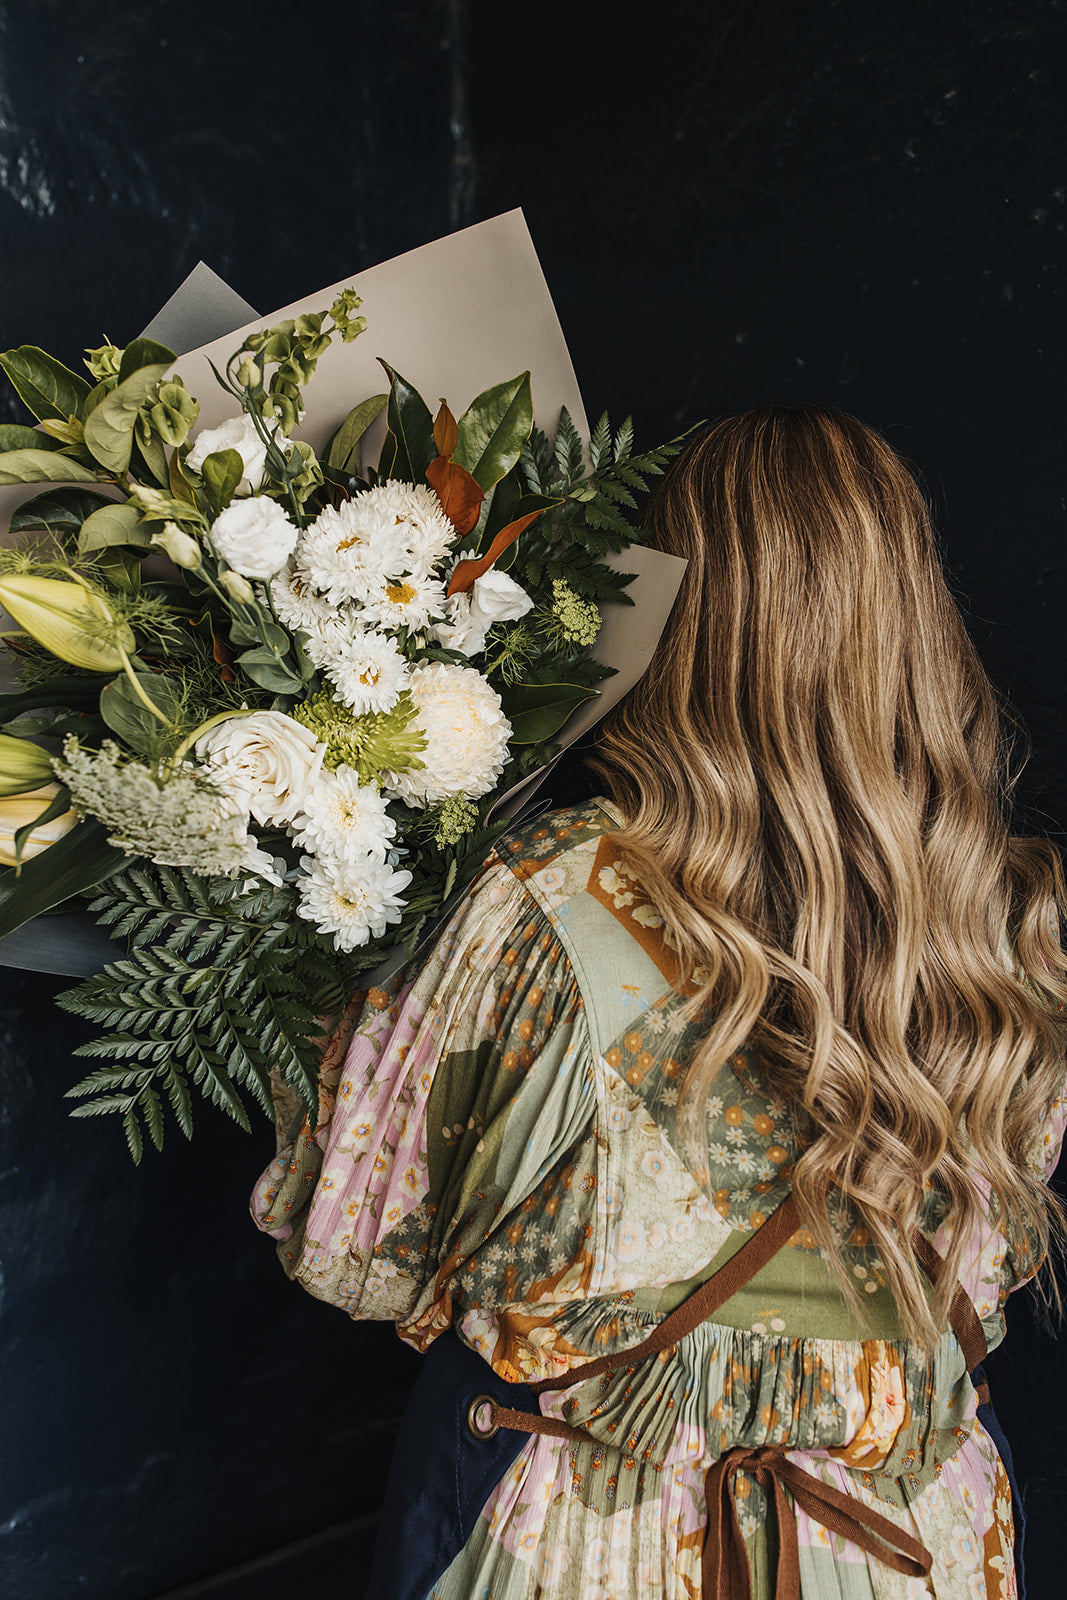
[0,286,687,1160]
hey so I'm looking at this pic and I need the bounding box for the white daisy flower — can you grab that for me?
[299,494,415,607]
[268,558,348,647]
[318,626,409,714]
[359,567,448,633]
[384,662,511,805]
[373,479,457,568]
[296,852,412,952]
[292,767,396,863]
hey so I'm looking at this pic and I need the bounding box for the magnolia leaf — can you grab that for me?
[0,816,124,940]
[99,672,183,754]
[502,681,598,744]
[453,373,533,492]
[83,358,173,474]
[78,501,150,555]
[448,507,547,595]
[425,455,484,536]
[200,449,244,514]
[0,449,95,485]
[433,399,459,460]
[0,346,92,423]
[0,675,109,721]
[325,393,388,472]
[377,362,435,482]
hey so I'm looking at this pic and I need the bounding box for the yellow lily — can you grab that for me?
[0,573,135,671]
[0,783,78,866]
[0,733,55,796]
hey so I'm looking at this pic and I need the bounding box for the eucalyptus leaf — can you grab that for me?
[0,449,95,486]
[78,501,150,555]
[0,424,61,453]
[454,373,534,492]
[8,487,118,541]
[0,346,92,424]
[200,448,243,514]
[99,672,184,754]
[93,548,144,593]
[133,430,170,488]
[233,646,304,694]
[118,338,176,384]
[325,393,388,473]
[0,816,124,940]
[83,359,173,474]
[502,681,598,744]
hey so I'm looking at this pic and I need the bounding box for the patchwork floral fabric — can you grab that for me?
[252,798,1064,1599]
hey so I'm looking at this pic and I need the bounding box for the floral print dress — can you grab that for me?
[251,799,1066,1600]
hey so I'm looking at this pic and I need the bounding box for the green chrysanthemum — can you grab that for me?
[291,687,426,785]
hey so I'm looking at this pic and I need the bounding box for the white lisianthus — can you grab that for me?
[296,851,412,952]
[292,766,395,863]
[186,412,283,488]
[196,710,325,825]
[318,626,409,715]
[434,569,533,656]
[209,496,299,580]
[384,662,511,806]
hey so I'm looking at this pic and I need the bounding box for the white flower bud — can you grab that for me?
[218,568,255,605]
[150,521,202,570]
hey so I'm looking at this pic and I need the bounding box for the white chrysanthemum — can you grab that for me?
[318,626,409,714]
[298,497,410,607]
[268,558,347,645]
[358,567,448,633]
[374,479,456,568]
[384,662,511,806]
[296,852,412,952]
[292,766,395,863]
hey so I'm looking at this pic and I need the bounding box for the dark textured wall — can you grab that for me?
[1,2,1065,1596]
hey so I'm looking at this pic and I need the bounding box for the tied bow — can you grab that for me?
[703,1445,932,1600]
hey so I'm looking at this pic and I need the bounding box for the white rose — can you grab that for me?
[433,569,533,656]
[209,496,299,580]
[196,711,325,825]
[186,412,284,488]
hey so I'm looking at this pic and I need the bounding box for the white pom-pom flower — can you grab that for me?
[196,710,324,825]
[292,766,396,864]
[384,662,511,806]
[210,496,299,580]
[296,852,412,952]
[186,412,283,489]
[318,626,409,714]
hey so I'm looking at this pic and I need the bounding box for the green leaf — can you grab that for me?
[501,681,599,744]
[123,1108,143,1164]
[233,646,304,695]
[0,675,109,721]
[0,423,61,453]
[454,373,534,492]
[200,448,244,514]
[118,338,176,384]
[77,501,150,555]
[0,816,124,939]
[378,364,434,482]
[0,346,92,423]
[82,357,173,474]
[8,487,119,542]
[99,672,183,753]
[133,430,170,489]
[0,449,95,485]
[325,393,388,473]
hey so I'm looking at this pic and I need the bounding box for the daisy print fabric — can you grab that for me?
[253,799,1058,1599]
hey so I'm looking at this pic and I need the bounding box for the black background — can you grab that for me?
[0,2,1064,1595]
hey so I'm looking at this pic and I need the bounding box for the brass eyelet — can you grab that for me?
[467,1395,500,1439]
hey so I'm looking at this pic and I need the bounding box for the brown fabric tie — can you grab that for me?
[471,1191,986,1596]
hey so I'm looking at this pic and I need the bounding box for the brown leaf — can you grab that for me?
[426,454,484,536]
[447,508,545,595]
[433,399,459,460]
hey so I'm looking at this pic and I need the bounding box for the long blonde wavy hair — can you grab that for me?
[590,406,1067,1344]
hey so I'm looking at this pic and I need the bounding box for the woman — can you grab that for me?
[252,407,1067,1599]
